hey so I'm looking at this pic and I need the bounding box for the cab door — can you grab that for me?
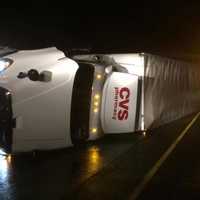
[101,72,139,133]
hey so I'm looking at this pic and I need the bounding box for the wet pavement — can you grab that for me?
[0,113,199,200]
[138,114,200,200]
[0,133,142,200]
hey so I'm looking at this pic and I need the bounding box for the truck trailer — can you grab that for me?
[0,47,200,154]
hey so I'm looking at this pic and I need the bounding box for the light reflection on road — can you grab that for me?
[86,146,103,174]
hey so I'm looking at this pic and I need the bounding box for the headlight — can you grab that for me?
[0,58,13,73]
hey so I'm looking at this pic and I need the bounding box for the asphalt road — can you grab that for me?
[0,113,199,200]
[138,113,200,200]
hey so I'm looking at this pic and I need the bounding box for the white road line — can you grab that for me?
[129,112,200,200]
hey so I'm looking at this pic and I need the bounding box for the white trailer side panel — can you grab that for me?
[143,53,200,129]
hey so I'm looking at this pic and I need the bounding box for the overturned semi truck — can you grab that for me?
[0,47,200,153]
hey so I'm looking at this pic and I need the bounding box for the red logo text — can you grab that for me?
[112,87,130,120]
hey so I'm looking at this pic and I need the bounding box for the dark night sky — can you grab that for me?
[0,3,200,60]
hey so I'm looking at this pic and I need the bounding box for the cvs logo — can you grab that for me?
[118,87,130,120]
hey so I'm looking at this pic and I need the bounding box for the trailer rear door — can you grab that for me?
[101,72,138,133]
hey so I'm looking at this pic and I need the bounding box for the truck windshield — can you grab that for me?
[70,63,94,143]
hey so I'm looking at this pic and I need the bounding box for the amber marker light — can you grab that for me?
[143,131,146,136]
[94,101,99,106]
[93,108,98,113]
[6,154,12,164]
[96,74,102,80]
[91,128,97,133]
[94,94,100,100]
